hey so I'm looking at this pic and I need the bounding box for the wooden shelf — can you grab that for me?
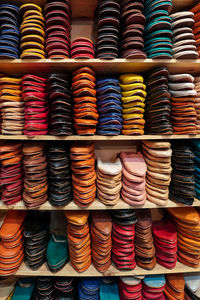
[1,59,200,75]
[0,198,199,211]
[12,261,200,277]
[0,134,200,141]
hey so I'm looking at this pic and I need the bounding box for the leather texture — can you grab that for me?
[78,279,100,300]
[100,279,120,300]
[118,276,142,300]
[71,38,95,59]
[164,273,185,300]
[142,274,166,299]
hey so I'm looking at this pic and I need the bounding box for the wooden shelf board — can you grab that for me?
[1,59,200,74]
[12,261,200,277]
[0,134,200,141]
[0,198,199,211]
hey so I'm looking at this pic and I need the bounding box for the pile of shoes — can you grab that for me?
[0,142,23,206]
[145,68,173,134]
[164,273,185,300]
[91,211,112,272]
[65,211,92,272]
[120,152,146,206]
[45,0,71,59]
[70,143,96,208]
[169,73,197,135]
[118,276,142,300]
[100,279,120,300]
[71,38,95,59]
[96,156,122,206]
[11,278,35,299]
[171,12,198,59]
[0,4,20,59]
[20,3,45,59]
[34,277,54,299]
[22,75,48,136]
[46,233,68,273]
[142,275,166,300]
[170,142,195,205]
[185,273,200,299]
[142,140,172,206]
[95,0,120,59]
[78,279,100,299]
[54,277,75,299]
[112,210,137,270]
[48,73,73,135]
[135,210,156,270]
[72,67,98,135]
[194,76,200,133]
[23,142,48,209]
[0,211,26,276]
[0,77,24,135]
[191,3,200,57]
[23,212,50,270]
[120,0,146,59]
[119,74,146,135]
[48,143,72,207]
[96,77,122,135]
[152,218,177,269]
[144,0,173,59]
[168,207,200,268]
[192,140,200,200]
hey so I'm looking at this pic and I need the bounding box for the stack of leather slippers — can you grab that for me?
[135,209,156,270]
[7,278,35,299]
[192,140,200,200]
[194,76,200,133]
[185,273,200,299]
[34,277,54,299]
[23,142,48,209]
[19,3,45,59]
[22,75,48,136]
[91,211,112,272]
[170,142,195,205]
[70,143,96,208]
[142,275,166,300]
[169,73,197,135]
[72,67,98,135]
[48,73,73,135]
[112,210,137,270]
[168,207,200,268]
[100,279,120,300]
[96,156,122,206]
[120,151,147,206]
[171,12,198,59]
[142,140,172,206]
[78,279,100,300]
[145,68,173,134]
[144,0,173,59]
[0,76,24,135]
[23,212,50,270]
[119,74,146,135]
[95,0,120,59]
[71,38,95,59]
[46,233,68,272]
[0,211,26,276]
[48,143,72,207]
[54,278,75,299]
[45,0,71,59]
[96,77,122,135]
[0,142,23,206]
[152,219,177,269]
[0,4,20,59]
[118,276,142,300]
[164,273,185,300]
[65,211,92,273]
[191,3,200,57]
[120,0,146,59]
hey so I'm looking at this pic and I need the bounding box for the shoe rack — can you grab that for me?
[1,0,200,278]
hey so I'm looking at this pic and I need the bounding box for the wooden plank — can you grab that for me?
[13,261,200,277]
[0,134,199,141]
[0,198,199,211]
[1,59,200,75]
